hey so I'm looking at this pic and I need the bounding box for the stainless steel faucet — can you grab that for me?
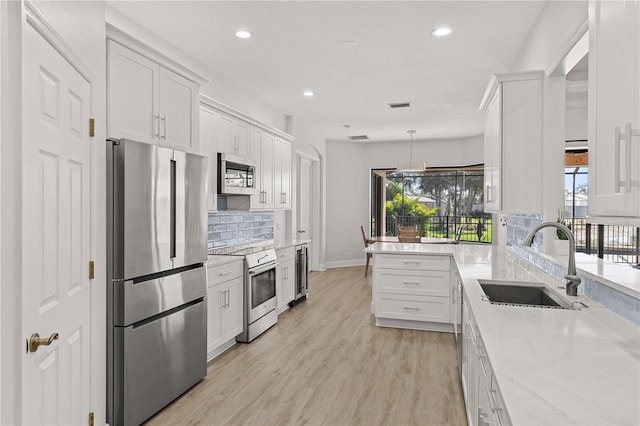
[523,222,582,296]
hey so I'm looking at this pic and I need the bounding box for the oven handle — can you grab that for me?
[248,261,278,275]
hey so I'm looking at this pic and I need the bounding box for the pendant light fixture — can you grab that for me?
[396,129,426,172]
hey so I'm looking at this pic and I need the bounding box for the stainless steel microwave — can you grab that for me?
[218,152,256,195]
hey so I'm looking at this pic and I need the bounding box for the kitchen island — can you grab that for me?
[364,242,640,426]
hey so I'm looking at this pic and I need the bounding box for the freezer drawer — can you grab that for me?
[112,300,207,426]
[113,266,206,326]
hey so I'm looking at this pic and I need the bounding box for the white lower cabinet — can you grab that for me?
[462,293,510,426]
[276,247,296,313]
[207,259,244,361]
[372,254,452,331]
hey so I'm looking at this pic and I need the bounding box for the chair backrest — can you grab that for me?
[452,226,464,244]
[398,229,420,242]
[398,226,415,234]
[361,225,369,247]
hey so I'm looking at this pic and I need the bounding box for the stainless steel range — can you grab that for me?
[233,246,279,343]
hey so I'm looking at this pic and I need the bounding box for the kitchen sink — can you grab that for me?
[478,279,575,310]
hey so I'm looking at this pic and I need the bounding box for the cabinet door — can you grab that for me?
[280,139,292,209]
[158,67,198,152]
[207,287,223,357]
[217,111,235,154]
[249,128,263,209]
[222,277,244,341]
[261,133,275,208]
[199,105,217,211]
[274,138,292,209]
[234,120,250,156]
[589,0,640,219]
[107,41,159,144]
[483,86,501,212]
[282,260,296,304]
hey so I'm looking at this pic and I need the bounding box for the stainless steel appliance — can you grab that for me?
[107,138,208,426]
[289,244,309,306]
[235,247,278,343]
[218,152,256,195]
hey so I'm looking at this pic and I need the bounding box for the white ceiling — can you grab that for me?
[108,1,548,143]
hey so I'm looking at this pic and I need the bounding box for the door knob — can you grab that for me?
[28,332,59,353]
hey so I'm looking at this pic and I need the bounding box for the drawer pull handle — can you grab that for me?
[218,271,232,276]
[403,261,420,264]
[403,281,420,285]
[403,306,420,310]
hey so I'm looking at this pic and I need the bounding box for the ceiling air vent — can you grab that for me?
[349,135,369,141]
[389,102,411,109]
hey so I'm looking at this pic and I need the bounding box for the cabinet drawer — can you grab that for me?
[207,260,244,287]
[376,254,449,270]
[276,246,295,262]
[375,294,450,323]
[377,269,450,297]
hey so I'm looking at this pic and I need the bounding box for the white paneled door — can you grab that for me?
[21,22,92,424]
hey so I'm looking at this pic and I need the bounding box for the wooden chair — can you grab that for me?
[398,228,420,243]
[361,226,373,276]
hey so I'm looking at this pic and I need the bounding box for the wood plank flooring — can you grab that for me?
[146,266,467,426]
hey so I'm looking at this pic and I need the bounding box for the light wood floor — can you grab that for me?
[147,266,467,426]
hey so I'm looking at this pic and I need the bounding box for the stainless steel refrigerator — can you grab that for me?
[106,138,208,425]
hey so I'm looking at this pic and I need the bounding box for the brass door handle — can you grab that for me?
[28,332,59,353]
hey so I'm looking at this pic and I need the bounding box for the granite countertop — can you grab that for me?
[366,242,640,425]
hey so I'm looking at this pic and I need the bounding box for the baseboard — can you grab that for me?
[325,259,365,269]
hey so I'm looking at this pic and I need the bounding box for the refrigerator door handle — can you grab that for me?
[170,158,177,259]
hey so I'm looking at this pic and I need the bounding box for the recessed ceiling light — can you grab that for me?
[303,90,315,97]
[235,30,252,39]
[432,27,452,37]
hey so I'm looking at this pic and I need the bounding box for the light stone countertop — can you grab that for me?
[556,252,640,299]
[366,242,640,425]
[206,254,244,267]
[273,238,311,251]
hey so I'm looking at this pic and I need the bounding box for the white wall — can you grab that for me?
[510,1,588,74]
[566,104,588,141]
[325,141,368,267]
[325,135,483,267]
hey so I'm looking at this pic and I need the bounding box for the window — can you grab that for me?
[371,166,491,243]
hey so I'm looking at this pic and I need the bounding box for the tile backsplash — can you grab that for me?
[505,214,640,326]
[208,210,274,250]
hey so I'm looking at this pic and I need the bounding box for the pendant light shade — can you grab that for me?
[396,129,426,172]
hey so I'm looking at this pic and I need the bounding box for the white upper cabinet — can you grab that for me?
[217,111,250,156]
[107,40,199,152]
[480,71,544,214]
[199,104,217,211]
[483,86,502,212]
[588,0,640,223]
[274,137,292,209]
[250,128,275,209]
[158,68,198,151]
[107,41,157,144]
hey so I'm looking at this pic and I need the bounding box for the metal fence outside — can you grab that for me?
[385,215,492,243]
[567,218,640,265]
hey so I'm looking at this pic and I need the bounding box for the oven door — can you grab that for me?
[248,262,277,323]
